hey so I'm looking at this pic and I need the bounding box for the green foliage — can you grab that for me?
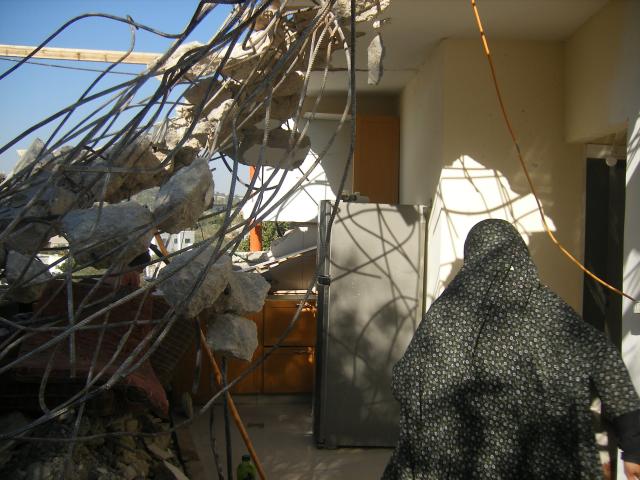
[261,221,291,250]
[237,235,250,252]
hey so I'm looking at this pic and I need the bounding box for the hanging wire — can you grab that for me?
[470,0,637,303]
[0,3,372,477]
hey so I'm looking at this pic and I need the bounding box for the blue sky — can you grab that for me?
[0,1,244,193]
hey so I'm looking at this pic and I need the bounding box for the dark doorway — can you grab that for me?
[582,157,626,349]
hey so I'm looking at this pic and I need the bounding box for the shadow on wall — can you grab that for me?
[242,119,352,223]
[317,203,424,448]
[429,155,559,304]
[623,120,640,337]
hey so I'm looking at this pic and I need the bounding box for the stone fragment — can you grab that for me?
[162,460,190,480]
[183,78,233,118]
[368,33,385,85]
[270,71,305,98]
[1,222,56,257]
[226,127,310,169]
[248,95,298,132]
[4,251,52,303]
[150,42,204,81]
[153,158,214,233]
[206,313,258,361]
[334,0,391,22]
[131,187,159,210]
[146,443,173,461]
[10,138,46,178]
[102,134,168,203]
[61,201,154,268]
[253,1,280,31]
[0,172,77,228]
[215,271,270,314]
[157,246,232,318]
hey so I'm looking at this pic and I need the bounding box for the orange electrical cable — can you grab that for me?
[199,330,268,480]
[470,0,636,303]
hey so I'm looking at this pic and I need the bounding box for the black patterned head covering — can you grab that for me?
[382,219,640,479]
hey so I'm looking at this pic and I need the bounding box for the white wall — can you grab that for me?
[566,2,640,402]
[241,119,352,223]
[401,38,585,310]
[399,45,444,207]
[565,1,640,143]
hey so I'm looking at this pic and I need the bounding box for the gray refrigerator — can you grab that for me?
[313,200,429,448]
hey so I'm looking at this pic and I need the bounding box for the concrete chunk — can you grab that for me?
[215,271,270,314]
[4,251,52,303]
[157,247,232,318]
[61,201,154,268]
[334,0,391,22]
[226,127,310,170]
[367,33,385,85]
[153,158,214,233]
[102,135,168,203]
[206,313,258,361]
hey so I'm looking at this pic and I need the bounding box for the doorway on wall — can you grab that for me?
[582,145,627,350]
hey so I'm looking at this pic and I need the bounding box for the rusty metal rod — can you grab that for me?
[199,330,267,480]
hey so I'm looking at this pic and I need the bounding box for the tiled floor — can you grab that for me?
[186,395,392,480]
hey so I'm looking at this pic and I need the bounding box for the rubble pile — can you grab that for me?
[0,411,186,480]
[0,0,391,301]
[0,0,392,474]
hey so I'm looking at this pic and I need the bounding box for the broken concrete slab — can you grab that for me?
[2,169,78,218]
[4,250,52,303]
[131,186,159,210]
[2,223,55,257]
[153,158,214,234]
[183,78,234,118]
[102,134,168,203]
[225,127,310,169]
[156,117,206,167]
[248,94,298,132]
[334,0,391,22]
[206,313,258,362]
[61,201,154,268]
[269,225,317,258]
[65,135,167,204]
[10,138,46,178]
[157,246,232,318]
[368,33,385,85]
[214,270,270,314]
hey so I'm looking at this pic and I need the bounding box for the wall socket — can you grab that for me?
[634,302,640,314]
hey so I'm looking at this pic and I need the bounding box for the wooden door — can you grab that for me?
[353,115,400,204]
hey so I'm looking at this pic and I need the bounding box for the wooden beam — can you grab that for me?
[0,44,161,65]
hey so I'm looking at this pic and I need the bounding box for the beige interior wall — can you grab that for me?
[565,0,640,142]
[565,1,640,409]
[398,45,444,207]
[400,38,585,311]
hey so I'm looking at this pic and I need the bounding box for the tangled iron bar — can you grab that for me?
[0,0,386,470]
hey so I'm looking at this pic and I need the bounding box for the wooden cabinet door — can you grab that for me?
[354,115,400,204]
[172,311,264,401]
[263,300,316,347]
[263,347,315,394]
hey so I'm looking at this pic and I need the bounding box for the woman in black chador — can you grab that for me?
[382,219,640,479]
